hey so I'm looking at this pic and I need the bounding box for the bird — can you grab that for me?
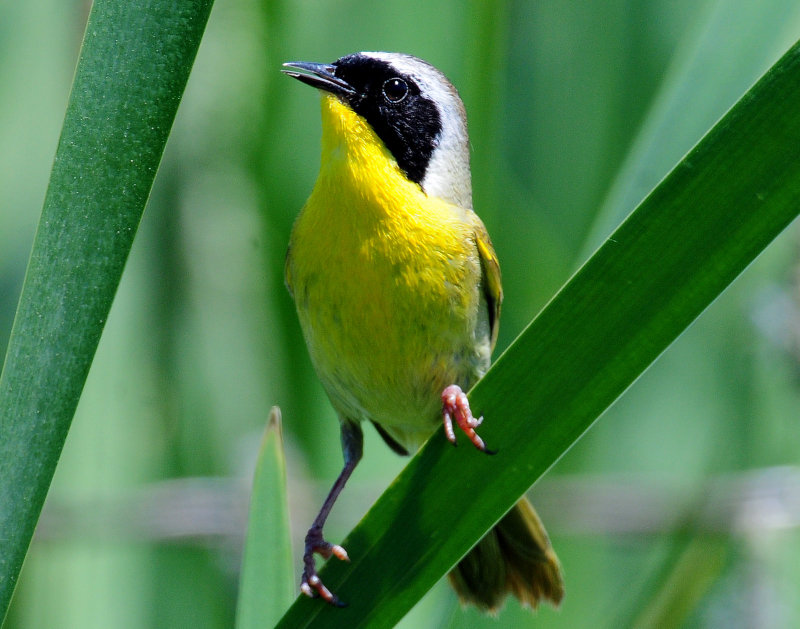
[282,51,563,612]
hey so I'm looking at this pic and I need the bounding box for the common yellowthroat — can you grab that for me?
[283,52,563,611]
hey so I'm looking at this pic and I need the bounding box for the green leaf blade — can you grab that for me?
[276,39,800,628]
[0,0,213,618]
[583,0,800,253]
[236,407,295,629]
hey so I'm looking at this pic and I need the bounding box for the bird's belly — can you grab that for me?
[294,240,489,445]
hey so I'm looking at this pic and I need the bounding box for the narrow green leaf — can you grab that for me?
[628,537,728,629]
[276,39,800,628]
[0,0,213,618]
[236,407,295,629]
[582,0,800,253]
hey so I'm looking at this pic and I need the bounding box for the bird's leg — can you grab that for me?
[441,384,496,454]
[301,420,363,607]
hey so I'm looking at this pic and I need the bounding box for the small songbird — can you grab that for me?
[283,51,563,611]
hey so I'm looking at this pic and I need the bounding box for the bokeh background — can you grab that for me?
[2,1,800,627]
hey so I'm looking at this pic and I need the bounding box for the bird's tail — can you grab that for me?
[448,496,564,611]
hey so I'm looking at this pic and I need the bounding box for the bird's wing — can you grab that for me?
[474,219,503,352]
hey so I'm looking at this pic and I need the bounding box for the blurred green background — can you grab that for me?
[2,1,800,627]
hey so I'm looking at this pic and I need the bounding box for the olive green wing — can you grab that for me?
[474,220,503,352]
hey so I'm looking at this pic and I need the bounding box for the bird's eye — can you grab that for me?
[382,78,408,103]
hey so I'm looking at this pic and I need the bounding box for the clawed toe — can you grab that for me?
[441,384,496,454]
[301,571,347,607]
[301,531,349,607]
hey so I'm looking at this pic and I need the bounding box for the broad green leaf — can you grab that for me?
[0,0,214,619]
[276,39,800,629]
[236,407,294,629]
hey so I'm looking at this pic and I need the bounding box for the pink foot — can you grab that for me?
[441,385,496,454]
[300,527,349,607]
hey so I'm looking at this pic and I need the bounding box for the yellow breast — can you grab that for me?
[286,96,490,446]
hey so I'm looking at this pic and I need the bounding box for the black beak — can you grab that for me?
[282,61,355,98]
